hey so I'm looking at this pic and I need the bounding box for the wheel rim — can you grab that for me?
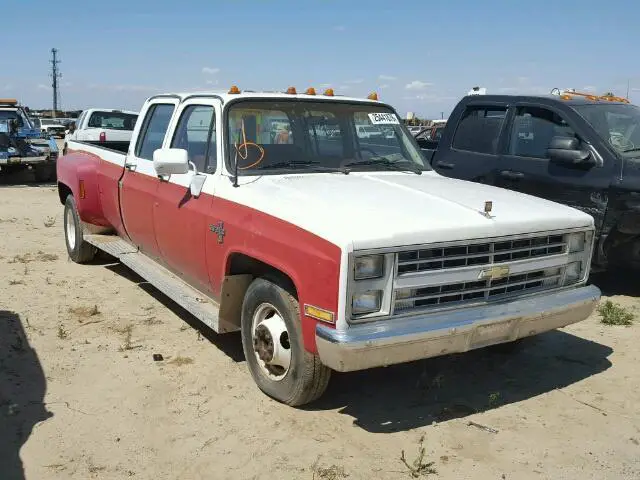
[251,303,291,381]
[66,206,76,251]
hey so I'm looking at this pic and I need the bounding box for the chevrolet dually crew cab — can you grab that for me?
[63,108,138,155]
[419,89,640,271]
[57,86,601,406]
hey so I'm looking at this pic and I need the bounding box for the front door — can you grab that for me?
[153,100,220,293]
[496,104,613,233]
[120,101,178,259]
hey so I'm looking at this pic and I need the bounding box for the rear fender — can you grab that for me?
[56,151,108,227]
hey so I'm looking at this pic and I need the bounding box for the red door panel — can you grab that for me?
[120,169,161,258]
[153,180,214,293]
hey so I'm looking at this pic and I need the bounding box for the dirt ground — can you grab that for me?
[1,166,640,479]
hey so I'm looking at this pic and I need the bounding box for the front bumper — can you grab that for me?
[0,154,54,166]
[316,285,600,372]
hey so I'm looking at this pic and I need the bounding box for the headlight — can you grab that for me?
[352,291,382,315]
[565,261,582,284]
[567,232,586,253]
[354,255,384,280]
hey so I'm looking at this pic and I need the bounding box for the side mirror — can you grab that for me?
[547,136,592,165]
[68,122,76,133]
[153,148,189,176]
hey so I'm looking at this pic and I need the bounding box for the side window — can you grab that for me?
[171,105,216,173]
[452,106,507,154]
[135,104,175,161]
[509,107,576,158]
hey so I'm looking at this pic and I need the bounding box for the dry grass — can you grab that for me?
[400,436,437,478]
[9,251,59,264]
[312,457,348,480]
[9,279,25,286]
[169,356,194,366]
[57,324,68,340]
[69,305,100,321]
[598,300,634,326]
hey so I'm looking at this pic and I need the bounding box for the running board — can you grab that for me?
[84,234,237,333]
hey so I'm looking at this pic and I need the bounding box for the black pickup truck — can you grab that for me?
[418,92,640,270]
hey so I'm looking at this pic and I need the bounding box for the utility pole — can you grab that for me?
[50,48,61,118]
[440,111,444,119]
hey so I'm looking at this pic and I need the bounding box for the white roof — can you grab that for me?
[150,90,385,105]
[83,108,139,115]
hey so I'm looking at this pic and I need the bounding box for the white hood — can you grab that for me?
[220,171,594,251]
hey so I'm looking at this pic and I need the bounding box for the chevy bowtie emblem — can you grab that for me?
[478,265,510,281]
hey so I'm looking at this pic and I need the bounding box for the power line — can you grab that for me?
[50,48,61,118]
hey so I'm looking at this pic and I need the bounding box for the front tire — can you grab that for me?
[63,195,96,263]
[241,278,331,406]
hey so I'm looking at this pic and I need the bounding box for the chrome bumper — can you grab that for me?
[0,154,53,166]
[316,285,600,372]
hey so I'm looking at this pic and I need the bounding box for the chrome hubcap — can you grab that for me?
[251,303,291,380]
[66,207,76,250]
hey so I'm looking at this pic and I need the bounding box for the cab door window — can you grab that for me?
[135,103,175,161]
[509,107,577,158]
[170,105,216,173]
[451,106,507,154]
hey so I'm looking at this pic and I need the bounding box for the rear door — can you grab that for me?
[432,104,508,184]
[120,99,178,259]
[496,103,613,232]
[153,99,220,293]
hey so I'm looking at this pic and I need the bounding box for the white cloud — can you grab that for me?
[202,67,220,75]
[379,74,397,81]
[319,83,332,88]
[337,85,350,91]
[582,85,597,92]
[2,84,13,91]
[405,80,432,90]
[36,84,49,90]
[379,84,390,89]
[333,25,346,31]
[345,79,363,84]
[205,79,218,86]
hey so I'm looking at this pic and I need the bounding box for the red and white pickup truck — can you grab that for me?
[57,87,601,406]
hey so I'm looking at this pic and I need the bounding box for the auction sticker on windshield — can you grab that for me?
[368,112,400,125]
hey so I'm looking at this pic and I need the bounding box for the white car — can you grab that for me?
[34,118,67,138]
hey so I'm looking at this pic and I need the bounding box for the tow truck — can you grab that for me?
[0,99,59,182]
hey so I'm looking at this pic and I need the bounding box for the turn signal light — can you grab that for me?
[305,87,316,95]
[228,85,240,94]
[367,92,379,100]
[323,88,334,96]
[286,86,297,94]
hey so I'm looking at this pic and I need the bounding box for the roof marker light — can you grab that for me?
[367,92,379,101]
[0,98,17,105]
[228,85,241,94]
[305,87,316,95]
[286,86,297,94]
[323,88,334,96]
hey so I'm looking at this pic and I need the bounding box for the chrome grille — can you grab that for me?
[394,267,564,312]
[397,234,566,275]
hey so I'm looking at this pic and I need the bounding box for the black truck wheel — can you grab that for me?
[241,278,331,406]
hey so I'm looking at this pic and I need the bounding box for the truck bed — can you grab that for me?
[71,139,130,154]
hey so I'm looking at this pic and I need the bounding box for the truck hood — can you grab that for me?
[226,171,594,250]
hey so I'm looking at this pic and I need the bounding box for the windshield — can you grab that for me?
[226,100,430,175]
[87,111,138,130]
[574,103,640,155]
[0,109,33,128]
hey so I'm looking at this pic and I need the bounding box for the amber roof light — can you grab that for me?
[323,88,334,96]
[305,87,316,95]
[367,92,379,101]
[286,86,297,94]
[228,85,241,94]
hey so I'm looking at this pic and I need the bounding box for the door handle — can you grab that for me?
[125,163,136,171]
[500,170,524,180]
[436,161,455,169]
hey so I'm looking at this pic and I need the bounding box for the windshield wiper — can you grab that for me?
[261,160,349,174]
[342,157,423,175]
[623,147,640,153]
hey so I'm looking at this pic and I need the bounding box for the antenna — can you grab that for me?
[50,48,62,118]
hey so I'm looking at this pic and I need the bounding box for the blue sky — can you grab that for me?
[3,0,639,118]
